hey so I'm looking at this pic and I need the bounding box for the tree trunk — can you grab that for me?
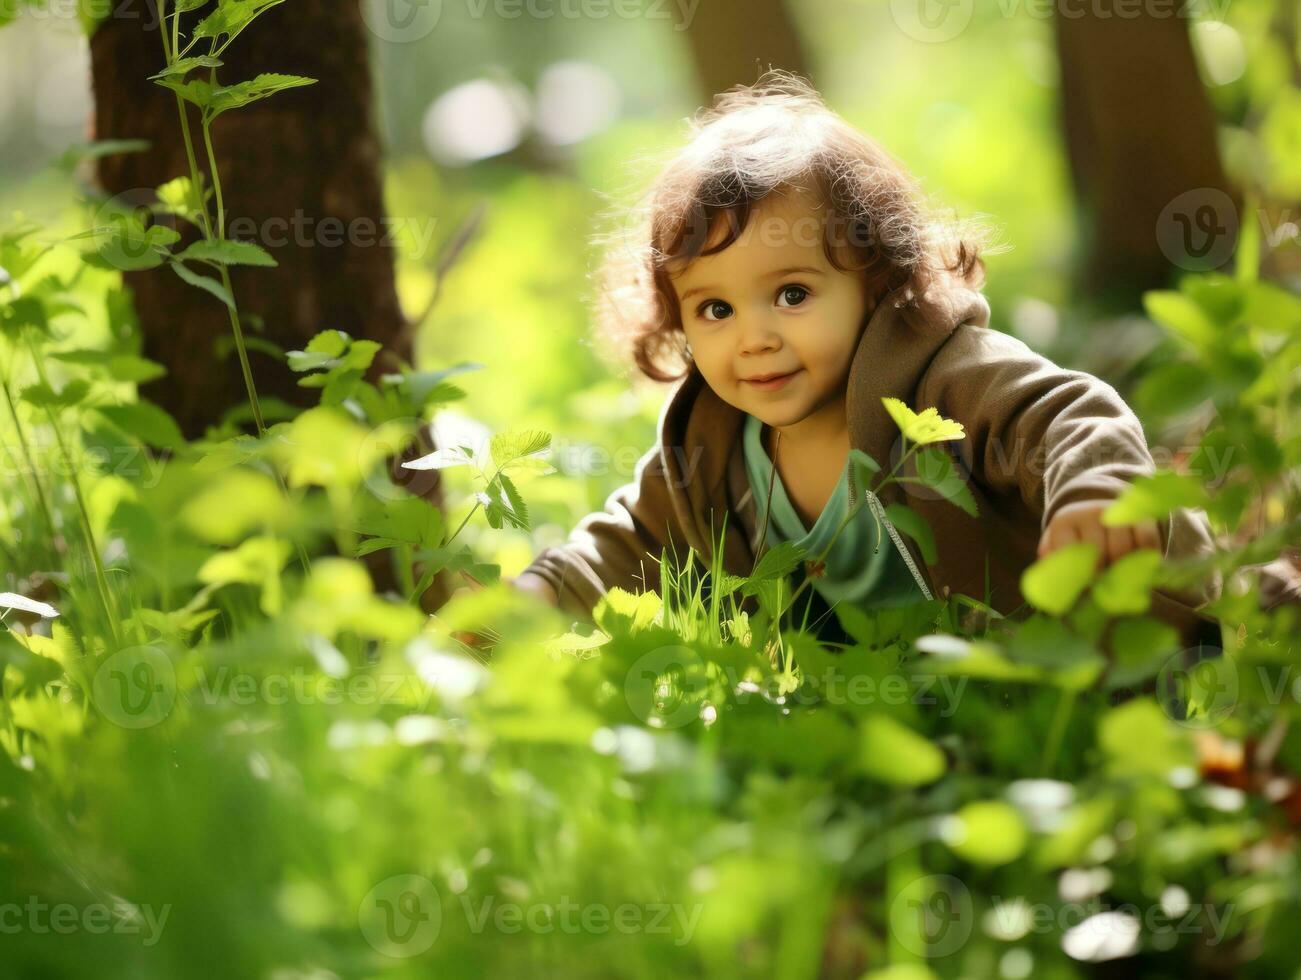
[89,0,409,435]
[88,0,452,609]
[1054,4,1238,311]
[680,0,810,100]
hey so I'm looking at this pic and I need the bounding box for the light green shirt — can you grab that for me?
[741,413,925,611]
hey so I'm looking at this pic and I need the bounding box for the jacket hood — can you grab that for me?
[655,266,992,571]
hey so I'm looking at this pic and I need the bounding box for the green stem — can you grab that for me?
[407,566,437,605]
[201,114,226,242]
[327,485,356,557]
[158,0,170,56]
[153,15,312,578]
[444,502,480,547]
[155,17,267,437]
[761,434,921,631]
[879,442,921,491]
[199,115,265,435]
[1039,688,1077,776]
[410,465,506,603]
[0,368,57,545]
[26,338,119,644]
[443,463,504,547]
[214,266,264,432]
[396,543,417,597]
[779,486,878,624]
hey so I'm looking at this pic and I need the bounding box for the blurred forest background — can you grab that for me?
[0,0,1296,587]
[1,4,1299,977]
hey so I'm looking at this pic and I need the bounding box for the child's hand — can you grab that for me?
[1038,500,1162,568]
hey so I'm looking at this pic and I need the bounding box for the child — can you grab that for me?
[505,71,1220,643]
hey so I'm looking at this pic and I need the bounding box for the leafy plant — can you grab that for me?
[0,4,1296,978]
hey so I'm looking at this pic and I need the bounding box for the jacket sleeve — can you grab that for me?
[518,442,683,622]
[916,324,1221,608]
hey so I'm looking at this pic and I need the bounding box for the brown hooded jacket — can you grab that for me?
[521,270,1221,642]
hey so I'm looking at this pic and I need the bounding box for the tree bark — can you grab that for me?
[89,0,408,435]
[88,0,452,609]
[1054,4,1238,311]
[680,0,810,100]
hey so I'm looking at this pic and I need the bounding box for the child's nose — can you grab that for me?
[737,311,783,354]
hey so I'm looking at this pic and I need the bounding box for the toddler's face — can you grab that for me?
[670,187,873,433]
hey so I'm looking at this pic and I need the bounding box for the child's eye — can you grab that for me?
[698,300,732,322]
[777,284,810,307]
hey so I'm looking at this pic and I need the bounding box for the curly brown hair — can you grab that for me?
[589,70,994,383]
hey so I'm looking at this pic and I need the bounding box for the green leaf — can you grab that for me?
[50,350,166,384]
[912,447,978,517]
[148,55,224,80]
[594,587,662,634]
[1005,616,1106,689]
[1243,280,1301,335]
[80,213,179,272]
[340,339,380,372]
[21,379,90,411]
[0,631,63,694]
[1144,291,1218,352]
[179,238,277,267]
[490,429,551,471]
[154,77,215,110]
[884,502,937,565]
[193,0,289,51]
[316,368,364,405]
[882,397,965,445]
[482,475,529,531]
[353,496,445,552]
[198,535,292,615]
[96,401,186,450]
[306,329,350,356]
[1098,700,1195,777]
[285,332,377,405]
[1036,795,1116,869]
[748,540,806,583]
[1021,542,1098,615]
[1182,275,1246,328]
[1107,617,1179,689]
[1135,361,1217,419]
[54,139,151,171]
[171,260,234,309]
[206,73,317,119]
[497,473,528,528]
[387,362,483,413]
[273,408,408,491]
[287,329,350,372]
[1,296,51,336]
[1103,472,1209,526]
[293,558,424,643]
[155,175,209,225]
[856,713,946,786]
[410,547,497,590]
[179,468,290,543]
[728,710,857,776]
[1092,549,1163,615]
[915,634,1045,682]
[847,447,881,494]
[941,801,1027,867]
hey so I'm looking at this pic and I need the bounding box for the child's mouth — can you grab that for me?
[743,369,800,392]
